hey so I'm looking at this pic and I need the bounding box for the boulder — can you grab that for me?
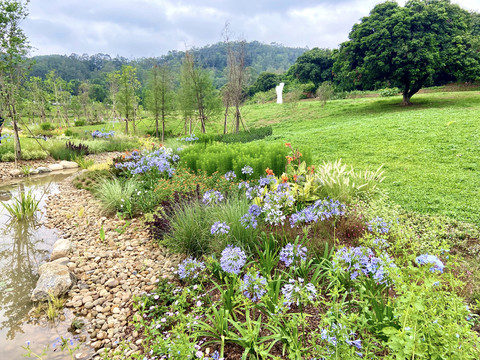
[48,164,64,171]
[59,160,79,169]
[29,169,39,175]
[50,238,73,261]
[31,262,76,301]
[9,169,22,177]
[37,166,52,173]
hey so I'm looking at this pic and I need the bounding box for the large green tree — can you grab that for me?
[334,0,480,105]
[286,48,334,88]
[0,0,30,161]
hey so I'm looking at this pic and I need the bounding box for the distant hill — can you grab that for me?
[28,41,307,88]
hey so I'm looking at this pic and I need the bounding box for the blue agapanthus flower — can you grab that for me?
[224,170,236,181]
[279,243,307,267]
[202,190,224,205]
[220,245,246,275]
[178,258,205,279]
[211,221,230,235]
[241,165,254,175]
[415,254,444,273]
[240,271,267,302]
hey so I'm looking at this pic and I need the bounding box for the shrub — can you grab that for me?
[179,142,309,179]
[74,120,86,127]
[196,126,273,144]
[316,81,335,107]
[1,152,15,162]
[40,122,55,131]
[380,87,400,97]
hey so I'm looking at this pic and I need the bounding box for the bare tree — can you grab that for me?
[222,24,248,134]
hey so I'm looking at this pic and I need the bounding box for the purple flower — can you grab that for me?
[415,254,444,273]
[240,213,258,229]
[211,221,230,235]
[248,204,262,217]
[224,171,236,181]
[241,165,254,175]
[220,245,246,275]
[290,198,345,227]
[333,246,397,285]
[240,271,267,302]
[281,278,316,307]
[245,185,263,200]
[367,217,390,234]
[259,175,277,186]
[178,258,205,279]
[279,243,307,267]
[203,190,224,205]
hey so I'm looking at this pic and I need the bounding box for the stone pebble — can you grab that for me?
[43,169,183,358]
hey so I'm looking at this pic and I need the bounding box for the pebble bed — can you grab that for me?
[40,163,183,358]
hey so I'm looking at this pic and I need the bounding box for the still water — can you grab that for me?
[0,170,91,359]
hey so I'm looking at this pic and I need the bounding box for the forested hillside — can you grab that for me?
[28,41,307,88]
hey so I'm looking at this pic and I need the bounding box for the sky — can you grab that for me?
[23,0,480,59]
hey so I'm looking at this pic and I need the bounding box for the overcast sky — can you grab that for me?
[23,0,480,59]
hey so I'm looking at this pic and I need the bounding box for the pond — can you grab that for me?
[0,170,92,359]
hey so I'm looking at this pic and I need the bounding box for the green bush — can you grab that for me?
[22,149,48,160]
[380,87,400,97]
[74,120,86,127]
[1,152,15,162]
[196,126,273,144]
[179,142,309,178]
[40,122,55,131]
[95,178,137,217]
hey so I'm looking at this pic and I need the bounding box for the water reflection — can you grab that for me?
[0,218,50,339]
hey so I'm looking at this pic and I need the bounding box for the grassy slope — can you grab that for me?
[242,92,480,224]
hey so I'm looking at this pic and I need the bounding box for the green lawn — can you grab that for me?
[242,92,480,224]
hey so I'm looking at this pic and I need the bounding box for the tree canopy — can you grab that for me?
[334,0,480,105]
[286,48,334,87]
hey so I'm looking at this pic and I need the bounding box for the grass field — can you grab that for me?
[241,91,480,224]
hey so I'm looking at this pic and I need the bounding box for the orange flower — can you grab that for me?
[265,168,274,176]
[281,175,288,183]
[293,174,298,182]
[286,156,293,164]
[285,142,291,147]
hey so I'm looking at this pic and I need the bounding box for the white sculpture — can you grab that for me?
[276,82,285,104]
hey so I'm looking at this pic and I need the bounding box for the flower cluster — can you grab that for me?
[262,185,294,226]
[178,258,205,280]
[367,217,390,234]
[241,165,254,175]
[92,130,115,138]
[281,277,316,307]
[279,243,307,267]
[224,170,236,181]
[180,133,199,142]
[415,254,444,273]
[245,185,263,200]
[202,190,224,205]
[259,175,277,186]
[114,147,177,177]
[240,270,268,302]
[290,198,345,227]
[220,245,246,275]
[333,246,397,285]
[240,204,262,230]
[320,323,363,357]
[211,221,230,235]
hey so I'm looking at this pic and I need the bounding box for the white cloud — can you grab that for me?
[22,0,480,58]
